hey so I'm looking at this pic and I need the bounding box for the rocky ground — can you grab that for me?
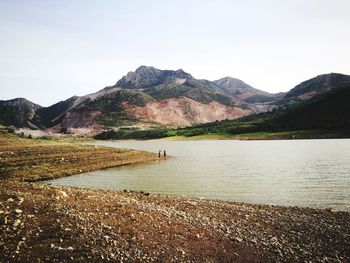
[0,132,349,262]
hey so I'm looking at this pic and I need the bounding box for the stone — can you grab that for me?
[270,237,278,243]
[13,219,21,228]
[234,237,243,243]
[330,208,337,213]
[18,197,24,205]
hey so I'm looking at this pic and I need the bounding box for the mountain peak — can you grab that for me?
[2,97,41,109]
[0,97,41,128]
[214,77,265,94]
[134,65,161,75]
[176,68,186,74]
[115,66,192,89]
[215,76,251,88]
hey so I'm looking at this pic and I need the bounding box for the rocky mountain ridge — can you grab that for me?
[1,66,349,134]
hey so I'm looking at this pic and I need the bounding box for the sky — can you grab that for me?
[0,0,349,106]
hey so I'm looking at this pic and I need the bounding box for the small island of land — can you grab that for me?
[0,132,349,262]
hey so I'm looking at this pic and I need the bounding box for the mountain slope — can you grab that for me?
[0,98,41,128]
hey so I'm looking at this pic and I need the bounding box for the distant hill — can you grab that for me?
[0,98,41,128]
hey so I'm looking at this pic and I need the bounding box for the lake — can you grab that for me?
[47,139,350,211]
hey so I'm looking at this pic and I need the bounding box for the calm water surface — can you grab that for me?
[47,139,350,211]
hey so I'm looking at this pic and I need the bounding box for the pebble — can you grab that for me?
[18,197,24,205]
[13,219,21,228]
[58,190,68,198]
[330,208,337,213]
[234,237,243,243]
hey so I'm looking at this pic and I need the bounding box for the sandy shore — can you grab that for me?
[0,132,349,262]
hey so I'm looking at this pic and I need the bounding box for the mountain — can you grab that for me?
[113,66,237,106]
[1,67,349,136]
[32,66,272,133]
[0,98,41,128]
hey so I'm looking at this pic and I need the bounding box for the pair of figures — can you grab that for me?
[158,150,166,158]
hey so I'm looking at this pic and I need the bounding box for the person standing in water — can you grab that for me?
[163,150,166,157]
[158,150,161,158]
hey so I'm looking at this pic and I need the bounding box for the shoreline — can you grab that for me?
[1,133,349,262]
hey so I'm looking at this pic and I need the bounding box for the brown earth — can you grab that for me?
[0,132,349,262]
[125,97,251,126]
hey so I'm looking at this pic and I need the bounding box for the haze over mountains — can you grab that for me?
[1,66,349,135]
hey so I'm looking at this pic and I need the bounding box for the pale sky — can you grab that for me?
[0,0,349,106]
